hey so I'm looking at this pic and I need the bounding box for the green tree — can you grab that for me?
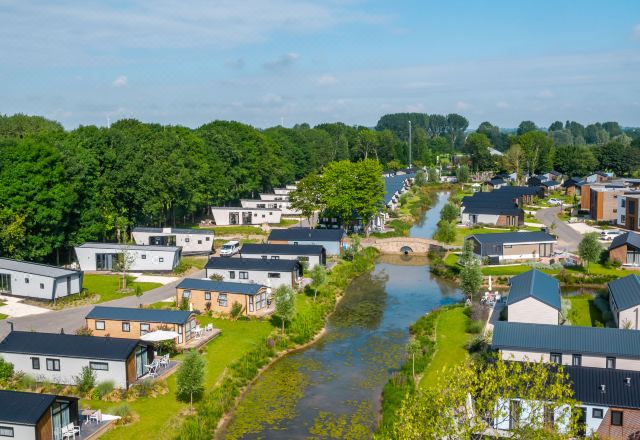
[274,285,296,334]
[434,221,456,244]
[391,358,579,439]
[554,145,598,177]
[75,366,96,394]
[446,113,469,148]
[289,173,324,227]
[413,170,427,186]
[458,239,476,267]
[176,350,205,408]
[308,264,327,302]
[0,206,26,259]
[427,167,440,183]
[578,232,602,273]
[455,165,470,183]
[406,339,422,383]
[518,131,555,175]
[386,160,404,172]
[517,120,538,135]
[459,253,483,301]
[440,203,458,223]
[502,144,525,182]
[464,132,493,171]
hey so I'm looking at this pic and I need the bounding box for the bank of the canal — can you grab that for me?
[220,192,462,439]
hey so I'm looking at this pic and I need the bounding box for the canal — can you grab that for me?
[222,191,461,439]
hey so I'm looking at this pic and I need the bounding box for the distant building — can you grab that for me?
[0,257,82,301]
[210,207,282,226]
[608,274,640,330]
[132,227,213,254]
[74,243,181,272]
[204,257,302,289]
[465,231,556,263]
[267,227,345,256]
[176,278,270,316]
[505,269,561,325]
[609,232,640,266]
[239,243,326,267]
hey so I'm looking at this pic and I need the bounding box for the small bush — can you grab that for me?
[75,366,96,395]
[0,358,14,384]
[230,301,244,320]
[465,320,484,334]
[92,380,115,400]
[75,326,93,336]
[18,373,36,390]
[110,403,137,425]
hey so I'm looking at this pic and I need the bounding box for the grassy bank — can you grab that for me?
[372,185,440,238]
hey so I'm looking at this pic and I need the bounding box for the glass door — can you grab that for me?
[135,346,148,378]
[52,400,71,440]
[0,273,11,294]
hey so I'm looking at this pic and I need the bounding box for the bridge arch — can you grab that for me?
[400,246,413,254]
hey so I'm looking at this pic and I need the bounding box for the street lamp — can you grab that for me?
[408,120,412,169]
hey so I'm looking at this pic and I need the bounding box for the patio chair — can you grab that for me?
[205,323,213,332]
[146,360,160,378]
[159,354,170,368]
[61,425,74,440]
[89,409,102,424]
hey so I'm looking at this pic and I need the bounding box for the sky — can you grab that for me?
[1,0,639,129]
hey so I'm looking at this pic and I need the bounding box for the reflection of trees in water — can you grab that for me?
[331,271,389,329]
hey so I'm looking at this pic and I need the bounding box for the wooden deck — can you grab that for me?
[181,328,221,350]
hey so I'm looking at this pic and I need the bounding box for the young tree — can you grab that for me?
[434,221,456,244]
[413,170,427,187]
[392,358,579,439]
[406,339,422,383]
[386,159,404,172]
[503,144,525,183]
[274,285,296,334]
[459,254,483,301]
[578,232,602,273]
[176,350,205,409]
[440,203,458,223]
[289,173,324,227]
[455,165,470,183]
[458,239,476,267]
[427,167,440,183]
[115,246,136,290]
[308,264,327,302]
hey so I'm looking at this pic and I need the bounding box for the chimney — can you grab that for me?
[600,384,606,393]
[625,377,631,387]
[60,328,65,334]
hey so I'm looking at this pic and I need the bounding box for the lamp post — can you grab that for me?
[408,120,412,169]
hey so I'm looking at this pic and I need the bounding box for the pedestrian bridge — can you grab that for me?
[362,237,457,255]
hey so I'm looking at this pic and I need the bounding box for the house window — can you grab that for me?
[142,254,147,259]
[229,271,236,279]
[239,271,248,280]
[0,426,14,437]
[550,353,562,364]
[298,256,309,262]
[159,257,164,263]
[606,357,616,369]
[206,237,210,241]
[140,323,150,335]
[592,408,603,419]
[40,283,44,289]
[46,358,60,371]
[611,410,623,426]
[204,292,211,300]
[218,293,228,307]
[268,273,281,278]
[90,362,109,371]
[622,199,627,208]
[122,322,130,332]
[185,238,190,243]
[621,215,626,223]
[95,320,105,330]
[31,357,40,370]
[198,240,202,244]
[261,256,267,259]
[182,290,191,298]
[24,278,29,284]
[572,354,582,366]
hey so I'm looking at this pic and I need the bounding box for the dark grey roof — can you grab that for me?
[383,174,415,204]
[76,242,180,252]
[506,269,561,310]
[485,177,504,185]
[268,227,345,242]
[495,186,542,196]
[492,322,640,359]
[469,231,556,246]
[0,258,79,279]
[0,331,142,361]
[541,180,560,187]
[566,366,640,409]
[132,227,213,236]
[462,204,523,216]
[86,306,193,324]
[0,390,73,425]
[205,257,300,272]
[610,231,640,251]
[608,274,640,311]
[176,278,264,295]
[563,177,582,187]
[240,243,324,256]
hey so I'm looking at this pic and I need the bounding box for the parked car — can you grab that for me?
[547,198,562,206]
[600,230,624,241]
[219,240,240,256]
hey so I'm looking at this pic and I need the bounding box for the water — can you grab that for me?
[408,191,450,238]
[222,192,461,439]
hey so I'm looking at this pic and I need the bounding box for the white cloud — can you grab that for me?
[112,75,128,87]
[496,101,510,109]
[456,101,471,111]
[316,74,338,86]
[263,53,299,70]
[537,89,555,98]
[261,93,283,104]
[224,58,245,69]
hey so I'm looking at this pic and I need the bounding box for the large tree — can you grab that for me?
[554,145,598,177]
[518,131,555,175]
[464,132,493,171]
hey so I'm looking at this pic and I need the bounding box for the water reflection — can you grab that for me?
[409,191,450,238]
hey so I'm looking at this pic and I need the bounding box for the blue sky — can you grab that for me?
[1,0,639,129]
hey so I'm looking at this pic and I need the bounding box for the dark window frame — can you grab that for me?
[592,408,603,419]
[122,322,130,332]
[31,357,40,370]
[606,357,616,369]
[572,354,582,366]
[611,410,623,426]
[90,362,109,371]
[0,426,14,437]
[95,320,105,330]
[550,352,562,364]
[46,358,60,371]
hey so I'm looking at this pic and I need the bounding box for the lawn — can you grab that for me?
[82,274,162,303]
[278,218,300,227]
[199,225,266,236]
[453,225,542,246]
[566,294,605,327]
[420,307,470,389]
[87,317,274,439]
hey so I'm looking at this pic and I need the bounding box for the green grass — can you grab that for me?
[88,317,274,439]
[200,225,266,236]
[173,255,208,273]
[453,225,542,245]
[0,313,7,320]
[278,218,300,227]
[566,294,605,327]
[82,274,162,303]
[420,307,470,389]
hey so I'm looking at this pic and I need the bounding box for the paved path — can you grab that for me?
[0,270,204,338]
[535,207,582,252]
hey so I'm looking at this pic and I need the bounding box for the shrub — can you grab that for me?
[75,326,93,336]
[179,296,190,311]
[465,320,484,334]
[74,366,96,394]
[230,301,244,320]
[18,373,36,390]
[0,358,14,384]
[110,403,137,425]
[209,273,224,281]
[92,381,115,400]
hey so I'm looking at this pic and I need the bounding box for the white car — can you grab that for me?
[600,230,624,241]
[547,198,563,206]
[219,240,240,256]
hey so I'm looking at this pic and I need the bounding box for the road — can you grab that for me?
[0,270,204,339]
[535,206,582,252]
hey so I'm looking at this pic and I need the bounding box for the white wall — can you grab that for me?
[0,270,82,301]
[131,231,213,254]
[618,306,640,329]
[492,398,574,434]
[239,253,322,268]
[0,424,35,439]
[211,208,282,226]
[508,297,559,325]
[240,199,300,215]
[460,212,501,225]
[500,349,640,371]
[0,352,129,388]
[75,247,179,272]
[205,267,297,288]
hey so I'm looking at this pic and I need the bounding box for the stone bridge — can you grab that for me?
[361,237,458,255]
